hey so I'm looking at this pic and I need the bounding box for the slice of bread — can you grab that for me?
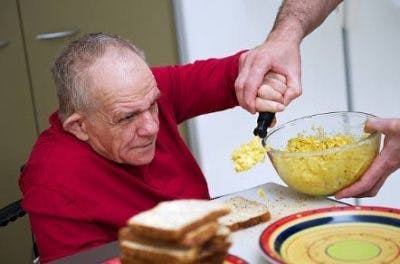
[127,200,231,241]
[119,230,231,264]
[180,221,220,247]
[202,225,231,251]
[119,221,220,248]
[121,251,228,264]
[120,240,198,264]
[218,196,270,231]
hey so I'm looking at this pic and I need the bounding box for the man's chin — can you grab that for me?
[123,151,155,166]
[130,157,154,166]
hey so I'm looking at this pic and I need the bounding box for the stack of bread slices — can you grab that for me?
[119,200,232,264]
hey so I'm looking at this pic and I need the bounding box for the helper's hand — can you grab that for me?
[335,117,400,199]
[235,36,302,114]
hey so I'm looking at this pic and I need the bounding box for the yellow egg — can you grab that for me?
[271,132,379,196]
[231,137,268,172]
[257,188,266,199]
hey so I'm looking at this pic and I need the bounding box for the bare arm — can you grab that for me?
[272,0,343,43]
[235,0,343,113]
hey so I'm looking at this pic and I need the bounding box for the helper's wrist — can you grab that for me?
[267,18,305,45]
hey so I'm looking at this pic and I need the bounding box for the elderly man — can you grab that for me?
[19,33,288,262]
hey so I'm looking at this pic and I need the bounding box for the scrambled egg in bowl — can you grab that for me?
[232,112,381,196]
[269,131,380,196]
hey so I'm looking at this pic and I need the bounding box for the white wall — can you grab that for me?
[173,0,348,198]
[346,0,400,207]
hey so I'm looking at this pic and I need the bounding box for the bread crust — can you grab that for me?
[225,211,270,231]
[121,251,227,264]
[128,200,231,241]
[119,221,219,247]
[120,240,199,263]
[218,196,271,231]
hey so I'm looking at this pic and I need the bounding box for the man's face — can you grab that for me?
[82,49,160,165]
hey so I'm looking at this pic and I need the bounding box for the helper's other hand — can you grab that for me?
[335,117,400,199]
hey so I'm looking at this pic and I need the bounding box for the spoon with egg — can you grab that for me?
[232,73,287,173]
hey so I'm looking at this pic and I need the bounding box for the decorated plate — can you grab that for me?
[260,206,400,264]
[224,253,248,264]
[103,253,247,264]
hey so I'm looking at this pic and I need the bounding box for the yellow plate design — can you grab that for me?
[260,206,400,264]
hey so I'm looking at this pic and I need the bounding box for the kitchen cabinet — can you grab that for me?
[0,1,38,263]
[1,0,180,262]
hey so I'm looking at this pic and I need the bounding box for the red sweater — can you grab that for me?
[19,52,241,262]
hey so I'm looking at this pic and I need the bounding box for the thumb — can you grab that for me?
[365,117,399,135]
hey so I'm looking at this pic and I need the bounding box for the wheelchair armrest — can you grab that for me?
[0,200,26,227]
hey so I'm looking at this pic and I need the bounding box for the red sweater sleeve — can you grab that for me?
[151,51,244,124]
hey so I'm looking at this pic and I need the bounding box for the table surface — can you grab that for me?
[51,182,348,264]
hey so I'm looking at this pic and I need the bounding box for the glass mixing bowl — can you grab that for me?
[265,111,381,196]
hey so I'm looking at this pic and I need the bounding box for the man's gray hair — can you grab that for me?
[51,32,145,121]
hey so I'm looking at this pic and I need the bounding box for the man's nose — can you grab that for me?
[137,111,158,136]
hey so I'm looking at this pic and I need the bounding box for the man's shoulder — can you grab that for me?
[20,128,114,192]
[32,127,91,160]
[24,126,102,180]
[150,66,172,91]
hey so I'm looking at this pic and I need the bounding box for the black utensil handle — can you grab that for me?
[253,112,275,138]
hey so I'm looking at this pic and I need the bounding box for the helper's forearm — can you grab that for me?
[270,0,343,43]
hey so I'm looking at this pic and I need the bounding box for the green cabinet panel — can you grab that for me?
[0,0,37,210]
[0,0,38,263]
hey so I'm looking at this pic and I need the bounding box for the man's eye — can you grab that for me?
[119,113,135,122]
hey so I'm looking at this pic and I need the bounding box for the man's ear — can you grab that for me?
[62,113,89,141]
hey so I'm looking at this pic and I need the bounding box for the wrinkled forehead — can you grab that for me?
[90,48,151,86]
[87,48,157,100]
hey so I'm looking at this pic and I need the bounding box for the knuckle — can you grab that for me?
[274,103,284,112]
[385,159,399,171]
[259,83,272,92]
[352,182,373,196]
[253,55,269,69]
[264,78,282,89]
[253,52,264,62]
[387,158,396,169]
[243,80,254,91]
[256,88,265,98]
[234,80,243,91]
[239,52,248,64]
[294,89,302,97]
[243,100,253,112]
[367,190,378,197]
[269,72,286,83]
[389,120,400,132]
[240,101,250,111]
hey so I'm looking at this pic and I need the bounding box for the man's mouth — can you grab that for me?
[136,141,154,149]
